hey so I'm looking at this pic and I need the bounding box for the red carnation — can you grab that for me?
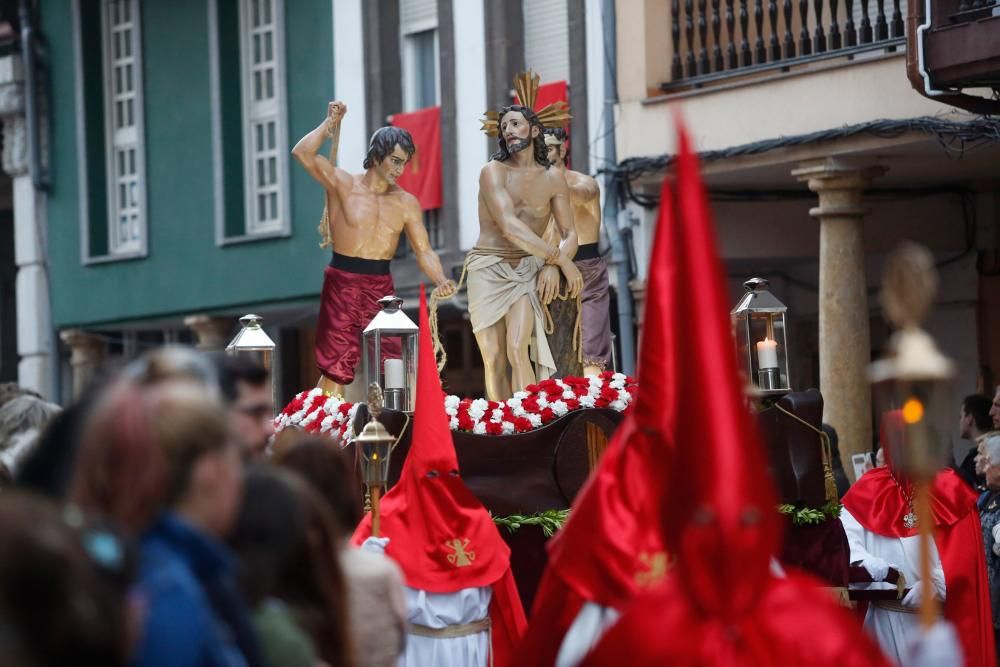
[600,385,619,402]
[525,384,540,394]
[521,397,540,413]
[502,405,515,421]
[338,403,351,415]
[564,398,580,411]
[514,417,533,432]
[485,421,503,435]
[457,412,475,431]
[539,407,555,424]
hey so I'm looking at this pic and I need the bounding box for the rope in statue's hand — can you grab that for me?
[316,117,341,249]
[429,267,468,373]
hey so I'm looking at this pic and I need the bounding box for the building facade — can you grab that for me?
[32,0,615,403]
[613,0,1000,475]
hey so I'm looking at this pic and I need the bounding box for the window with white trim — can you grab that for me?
[524,0,569,84]
[239,0,289,235]
[401,0,439,112]
[398,0,442,253]
[102,0,146,256]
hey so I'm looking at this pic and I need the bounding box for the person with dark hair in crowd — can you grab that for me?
[215,354,274,458]
[292,100,456,399]
[276,436,407,667]
[977,434,1000,660]
[0,492,136,666]
[230,465,354,667]
[956,394,994,489]
[70,378,262,667]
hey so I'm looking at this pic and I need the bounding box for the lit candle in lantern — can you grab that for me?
[756,338,778,369]
[384,358,404,389]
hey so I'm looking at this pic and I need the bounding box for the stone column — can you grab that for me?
[60,329,105,399]
[793,158,884,482]
[0,54,52,398]
[183,314,234,351]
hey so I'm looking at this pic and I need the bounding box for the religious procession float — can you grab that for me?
[225,72,964,634]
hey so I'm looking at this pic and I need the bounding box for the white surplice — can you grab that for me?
[841,507,947,665]
[554,602,621,667]
[361,537,492,667]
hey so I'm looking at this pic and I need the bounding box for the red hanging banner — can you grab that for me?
[391,106,443,211]
[534,80,568,111]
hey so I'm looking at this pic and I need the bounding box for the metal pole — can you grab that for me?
[600,0,636,375]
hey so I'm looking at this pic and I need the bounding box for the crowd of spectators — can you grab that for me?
[0,348,403,667]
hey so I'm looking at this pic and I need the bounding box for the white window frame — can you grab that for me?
[400,0,440,113]
[238,0,290,237]
[101,0,148,258]
[401,21,440,112]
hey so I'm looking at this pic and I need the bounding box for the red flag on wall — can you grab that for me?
[534,79,568,110]
[391,106,442,211]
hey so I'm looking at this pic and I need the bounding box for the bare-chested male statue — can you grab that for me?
[292,101,457,397]
[540,127,611,376]
[470,105,583,401]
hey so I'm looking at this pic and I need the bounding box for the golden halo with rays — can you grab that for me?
[480,70,572,137]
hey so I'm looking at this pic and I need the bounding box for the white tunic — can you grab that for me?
[361,537,492,667]
[554,602,620,667]
[841,507,947,665]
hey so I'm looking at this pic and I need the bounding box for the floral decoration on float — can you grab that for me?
[275,371,638,445]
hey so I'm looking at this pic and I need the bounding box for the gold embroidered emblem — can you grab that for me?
[635,551,671,587]
[445,538,476,567]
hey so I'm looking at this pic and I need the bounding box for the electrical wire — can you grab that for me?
[604,115,1000,209]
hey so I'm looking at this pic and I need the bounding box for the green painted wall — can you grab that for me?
[44,0,335,328]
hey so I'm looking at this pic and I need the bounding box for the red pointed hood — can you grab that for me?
[352,288,512,593]
[529,109,678,612]
[657,118,781,619]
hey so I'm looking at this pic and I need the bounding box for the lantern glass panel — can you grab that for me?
[359,437,393,487]
[737,311,790,393]
[362,329,419,412]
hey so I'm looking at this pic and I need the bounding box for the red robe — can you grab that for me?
[352,289,527,664]
[580,570,892,667]
[842,467,995,667]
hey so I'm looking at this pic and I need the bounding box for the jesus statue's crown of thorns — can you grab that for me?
[480,70,572,137]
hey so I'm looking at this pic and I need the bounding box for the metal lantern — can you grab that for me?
[869,243,956,481]
[731,277,791,395]
[226,313,277,409]
[356,384,395,537]
[362,296,418,412]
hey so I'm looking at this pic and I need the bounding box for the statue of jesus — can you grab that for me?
[292,101,457,397]
[468,104,583,400]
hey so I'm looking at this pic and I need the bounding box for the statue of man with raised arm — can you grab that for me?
[293,101,456,397]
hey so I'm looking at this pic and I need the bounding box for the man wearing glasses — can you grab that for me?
[216,355,273,459]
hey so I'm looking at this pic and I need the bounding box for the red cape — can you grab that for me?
[843,468,995,667]
[515,417,667,667]
[351,288,527,662]
[580,570,892,667]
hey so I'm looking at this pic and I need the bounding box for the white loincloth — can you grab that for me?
[841,508,947,665]
[465,252,556,381]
